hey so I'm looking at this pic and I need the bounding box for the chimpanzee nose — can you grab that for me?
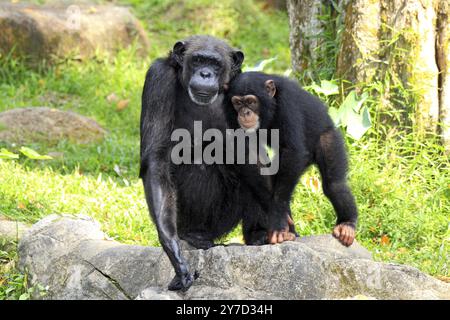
[200,71,211,78]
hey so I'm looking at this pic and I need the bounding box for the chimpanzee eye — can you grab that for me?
[192,56,202,65]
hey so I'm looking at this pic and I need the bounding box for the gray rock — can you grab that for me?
[18,215,450,300]
[0,3,149,64]
[135,287,181,300]
[296,234,372,260]
[0,107,106,144]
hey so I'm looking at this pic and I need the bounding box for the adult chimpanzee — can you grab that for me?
[227,72,358,246]
[140,36,292,292]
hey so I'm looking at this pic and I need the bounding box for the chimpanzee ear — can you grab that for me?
[265,79,276,97]
[231,50,244,70]
[172,41,186,66]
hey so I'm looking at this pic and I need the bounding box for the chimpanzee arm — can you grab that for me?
[140,59,194,291]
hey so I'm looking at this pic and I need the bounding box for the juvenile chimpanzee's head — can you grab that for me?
[229,72,277,131]
[170,35,244,106]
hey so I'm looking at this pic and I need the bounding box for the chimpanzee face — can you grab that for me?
[231,95,260,132]
[187,51,224,105]
[230,79,277,132]
[171,39,244,106]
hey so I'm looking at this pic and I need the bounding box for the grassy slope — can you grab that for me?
[0,0,448,298]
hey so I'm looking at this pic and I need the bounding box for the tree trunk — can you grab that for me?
[337,0,442,135]
[287,0,450,152]
[437,1,450,153]
[287,0,349,76]
[287,0,324,74]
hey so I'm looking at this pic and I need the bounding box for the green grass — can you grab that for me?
[0,0,449,299]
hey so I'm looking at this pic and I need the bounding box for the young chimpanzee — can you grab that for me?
[227,72,358,246]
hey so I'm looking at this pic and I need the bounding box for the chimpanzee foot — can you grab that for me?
[333,222,356,247]
[180,232,215,250]
[268,228,296,244]
[245,230,267,245]
[168,270,199,292]
[266,214,297,244]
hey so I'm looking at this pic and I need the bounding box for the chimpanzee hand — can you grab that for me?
[332,221,356,247]
[168,270,199,292]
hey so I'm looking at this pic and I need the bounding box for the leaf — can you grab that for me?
[355,92,369,112]
[243,57,277,72]
[19,147,53,160]
[0,148,19,159]
[283,69,292,77]
[319,80,339,96]
[116,99,130,111]
[346,106,371,140]
[361,105,372,128]
[340,90,367,115]
[18,293,30,300]
[106,93,119,103]
[310,80,339,96]
[306,177,321,193]
[328,107,340,127]
[337,91,371,140]
[113,164,122,176]
[338,91,358,125]
[380,234,390,245]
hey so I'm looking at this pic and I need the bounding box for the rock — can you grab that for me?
[18,215,450,300]
[0,3,149,64]
[0,107,106,144]
[135,287,182,300]
[296,234,372,260]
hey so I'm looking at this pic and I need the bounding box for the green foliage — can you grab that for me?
[0,247,47,300]
[123,0,291,72]
[0,147,53,160]
[243,57,278,72]
[309,80,339,96]
[19,147,53,160]
[308,81,372,140]
[331,91,371,140]
[297,1,345,83]
[0,149,19,160]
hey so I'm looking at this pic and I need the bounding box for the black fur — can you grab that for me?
[140,36,266,292]
[226,72,358,235]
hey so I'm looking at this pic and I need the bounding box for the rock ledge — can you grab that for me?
[18,215,450,300]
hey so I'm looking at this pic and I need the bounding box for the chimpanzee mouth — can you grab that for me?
[188,88,218,106]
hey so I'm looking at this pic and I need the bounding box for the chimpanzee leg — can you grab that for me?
[315,129,358,246]
[271,148,310,229]
[238,184,268,245]
[179,232,215,250]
